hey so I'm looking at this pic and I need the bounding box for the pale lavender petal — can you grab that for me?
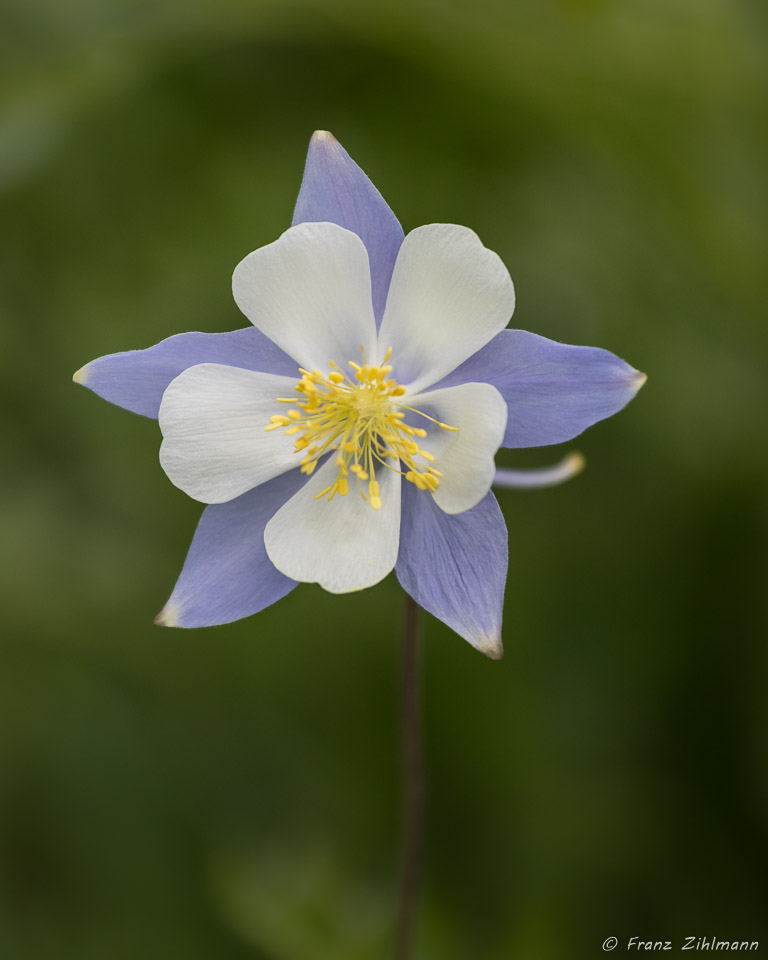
[73,328,297,419]
[395,484,507,659]
[292,130,404,325]
[154,468,309,628]
[434,329,646,448]
[494,452,585,489]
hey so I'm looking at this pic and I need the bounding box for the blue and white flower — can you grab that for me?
[74,131,645,658]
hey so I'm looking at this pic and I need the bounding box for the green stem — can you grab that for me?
[396,594,425,960]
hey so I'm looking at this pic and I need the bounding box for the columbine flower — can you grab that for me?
[74,131,645,658]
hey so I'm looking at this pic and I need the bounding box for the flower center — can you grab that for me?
[265,348,457,509]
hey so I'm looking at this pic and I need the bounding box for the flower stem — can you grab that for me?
[396,594,425,960]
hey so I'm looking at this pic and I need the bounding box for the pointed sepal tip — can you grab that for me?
[154,602,180,627]
[474,633,504,660]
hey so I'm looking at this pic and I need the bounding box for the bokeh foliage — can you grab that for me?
[1,0,767,957]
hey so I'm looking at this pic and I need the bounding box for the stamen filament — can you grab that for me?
[267,351,458,508]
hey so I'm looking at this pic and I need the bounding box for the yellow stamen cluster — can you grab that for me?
[265,348,457,509]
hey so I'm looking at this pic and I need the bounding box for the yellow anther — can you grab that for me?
[368,480,382,510]
[407,471,427,491]
[268,353,456,510]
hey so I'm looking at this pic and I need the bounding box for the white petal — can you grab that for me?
[264,459,401,593]
[159,364,300,504]
[232,221,378,373]
[378,224,515,393]
[407,382,508,514]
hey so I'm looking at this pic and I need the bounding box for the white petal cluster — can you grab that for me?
[158,222,514,593]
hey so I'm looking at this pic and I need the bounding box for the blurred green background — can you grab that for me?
[2,0,767,957]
